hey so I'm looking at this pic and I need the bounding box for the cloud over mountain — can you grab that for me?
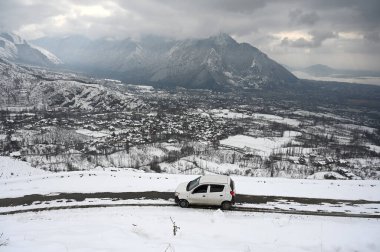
[0,0,379,70]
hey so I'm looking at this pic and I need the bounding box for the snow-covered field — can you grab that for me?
[220,131,302,156]
[76,128,110,138]
[1,157,380,251]
[1,157,379,201]
[210,109,250,119]
[1,206,379,252]
[0,156,50,179]
[209,109,300,126]
[252,113,300,127]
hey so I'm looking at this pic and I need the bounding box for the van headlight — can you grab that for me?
[175,192,179,196]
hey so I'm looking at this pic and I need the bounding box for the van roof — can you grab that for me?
[199,175,229,184]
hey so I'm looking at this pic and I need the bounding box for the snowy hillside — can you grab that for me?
[1,206,379,252]
[2,157,379,201]
[1,156,380,251]
[33,33,297,90]
[0,32,61,67]
[0,156,50,179]
[0,59,144,110]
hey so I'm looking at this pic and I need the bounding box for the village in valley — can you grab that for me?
[1,74,379,180]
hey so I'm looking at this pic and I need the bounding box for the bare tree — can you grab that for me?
[0,233,9,247]
[170,217,180,236]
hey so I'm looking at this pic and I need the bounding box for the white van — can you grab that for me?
[174,175,236,210]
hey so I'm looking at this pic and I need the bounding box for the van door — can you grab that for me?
[209,184,226,205]
[189,184,209,205]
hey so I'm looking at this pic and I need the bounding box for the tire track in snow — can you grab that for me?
[1,202,379,219]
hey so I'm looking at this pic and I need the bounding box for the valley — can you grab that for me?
[1,59,379,179]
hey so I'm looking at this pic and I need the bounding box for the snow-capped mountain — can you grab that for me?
[33,33,297,90]
[0,58,143,111]
[0,32,62,67]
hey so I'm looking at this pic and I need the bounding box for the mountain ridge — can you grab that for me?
[0,32,62,67]
[291,64,380,78]
[33,33,298,90]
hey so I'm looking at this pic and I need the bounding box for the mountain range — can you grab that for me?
[293,64,380,78]
[32,33,297,90]
[285,64,380,86]
[1,32,380,110]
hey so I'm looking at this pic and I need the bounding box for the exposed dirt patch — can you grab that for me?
[0,191,173,207]
[235,194,380,205]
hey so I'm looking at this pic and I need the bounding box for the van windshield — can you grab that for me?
[186,176,201,191]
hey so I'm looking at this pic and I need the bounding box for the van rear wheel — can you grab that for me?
[179,199,189,208]
[221,201,232,210]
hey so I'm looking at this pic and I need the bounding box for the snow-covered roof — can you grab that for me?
[200,175,229,184]
[10,151,21,157]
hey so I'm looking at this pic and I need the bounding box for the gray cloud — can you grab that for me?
[364,32,380,43]
[157,0,268,14]
[289,9,319,26]
[0,0,379,70]
[0,0,64,31]
[304,0,380,32]
[281,30,337,48]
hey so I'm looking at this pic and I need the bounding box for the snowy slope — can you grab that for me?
[1,206,379,252]
[0,59,143,110]
[1,157,379,200]
[0,156,50,179]
[0,32,62,66]
[1,156,380,252]
[29,45,61,65]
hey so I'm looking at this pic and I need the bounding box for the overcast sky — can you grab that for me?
[1,0,379,70]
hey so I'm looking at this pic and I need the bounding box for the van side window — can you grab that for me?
[192,185,208,194]
[210,184,224,192]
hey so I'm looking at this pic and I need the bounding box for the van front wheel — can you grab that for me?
[221,201,232,210]
[179,200,189,208]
